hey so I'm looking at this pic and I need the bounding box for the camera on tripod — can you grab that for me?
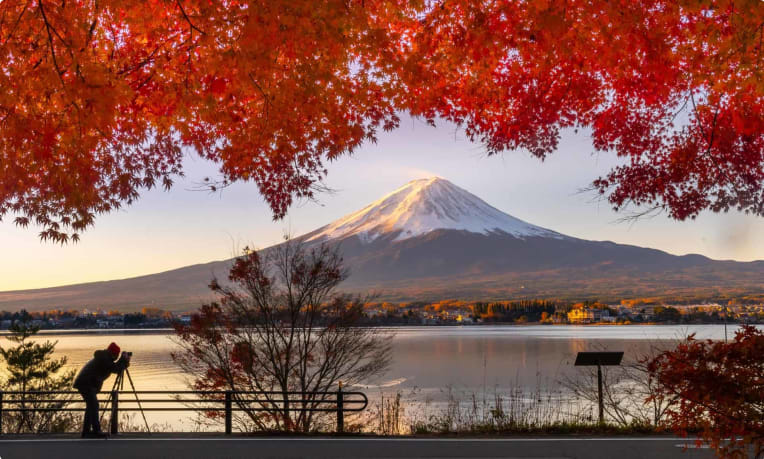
[102,350,151,432]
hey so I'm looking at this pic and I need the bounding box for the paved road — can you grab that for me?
[0,436,716,459]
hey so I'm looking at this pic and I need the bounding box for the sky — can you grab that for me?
[2,117,763,292]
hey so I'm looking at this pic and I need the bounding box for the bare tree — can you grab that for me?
[172,238,393,432]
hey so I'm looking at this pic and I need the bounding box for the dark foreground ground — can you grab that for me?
[0,435,716,459]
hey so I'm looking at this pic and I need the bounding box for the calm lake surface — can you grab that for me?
[1,324,753,429]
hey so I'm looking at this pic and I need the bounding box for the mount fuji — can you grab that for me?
[306,177,565,243]
[2,178,763,311]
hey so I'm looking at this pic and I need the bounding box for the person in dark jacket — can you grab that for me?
[73,342,130,438]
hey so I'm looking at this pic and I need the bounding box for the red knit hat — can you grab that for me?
[107,342,120,358]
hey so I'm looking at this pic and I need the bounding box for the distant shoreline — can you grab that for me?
[0,328,176,336]
[0,322,756,337]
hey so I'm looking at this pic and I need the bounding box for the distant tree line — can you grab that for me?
[2,297,762,330]
[0,308,176,329]
[471,300,559,323]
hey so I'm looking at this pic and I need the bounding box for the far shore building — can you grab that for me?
[567,308,611,324]
[456,314,473,324]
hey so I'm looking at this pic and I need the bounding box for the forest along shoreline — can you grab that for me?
[2,298,760,332]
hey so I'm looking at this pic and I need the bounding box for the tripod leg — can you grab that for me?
[99,372,122,425]
[124,369,151,433]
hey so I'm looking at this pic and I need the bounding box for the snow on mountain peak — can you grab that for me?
[308,177,565,243]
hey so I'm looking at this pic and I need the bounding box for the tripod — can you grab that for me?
[100,367,151,433]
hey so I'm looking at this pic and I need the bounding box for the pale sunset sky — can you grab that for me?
[2,117,763,292]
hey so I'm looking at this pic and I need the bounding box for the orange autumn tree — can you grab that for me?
[1,0,762,242]
[647,325,764,458]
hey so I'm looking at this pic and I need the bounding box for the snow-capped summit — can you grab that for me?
[308,177,565,243]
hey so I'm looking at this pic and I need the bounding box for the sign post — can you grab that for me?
[574,351,623,425]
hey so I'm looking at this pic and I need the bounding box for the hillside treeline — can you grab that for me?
[471,300,559,322]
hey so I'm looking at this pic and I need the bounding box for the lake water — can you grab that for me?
[0,325,752,430]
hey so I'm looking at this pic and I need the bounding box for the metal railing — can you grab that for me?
[0,388,368,434]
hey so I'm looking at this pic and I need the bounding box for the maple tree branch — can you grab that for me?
[176,0,205,36]
[43,8,68,47]
[758,20,763,69]
[37,0,66,85]
[84,0,98,47]
[134,70,156,90]
[37,0,78,70]
[669,94,691,124]
[688,92,703,135]
[704,108,719,159]
[615,204,662,224]
[1,0,31,45]
[249,72,271,125]
[117,39,169,76]
[689,92,735,187]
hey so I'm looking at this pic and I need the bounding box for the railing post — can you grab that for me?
[0,391,4,435]
[224,391,232,435]
[597,363,604,425]
[336,385,344,434]
[110,390,119,434]
[283,392,290,430]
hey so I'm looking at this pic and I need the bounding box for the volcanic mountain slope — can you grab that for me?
[2,177,763,311]
[305,177,566,242]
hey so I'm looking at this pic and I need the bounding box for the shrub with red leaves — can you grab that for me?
[647,325,764,458]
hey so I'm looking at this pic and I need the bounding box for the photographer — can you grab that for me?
[73,342,130,438]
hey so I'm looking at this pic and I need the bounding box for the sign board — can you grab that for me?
[574,351,624,366]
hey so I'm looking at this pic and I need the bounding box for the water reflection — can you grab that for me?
[0,325,755,430]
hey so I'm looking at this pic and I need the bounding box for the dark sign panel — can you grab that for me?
[574,351,624,366]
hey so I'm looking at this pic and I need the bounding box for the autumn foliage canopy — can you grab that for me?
[647,325,764,458]
[1,0,762,241]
